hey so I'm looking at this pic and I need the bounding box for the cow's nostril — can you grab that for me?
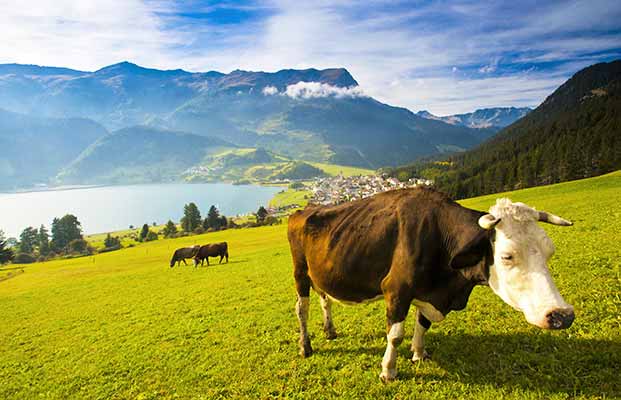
[546,309,575,329]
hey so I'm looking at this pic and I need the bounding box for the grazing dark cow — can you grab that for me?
[194,242,229,267]
[288,187,574,382]
[170,245,200,268]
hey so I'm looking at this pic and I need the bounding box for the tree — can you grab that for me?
[162,220,178,238]
[67,238,90,255]
[145,231,158,242]
[0,230,14,265]
[104,234,121,249]
[139,224,150,241]
[51,215,83,252]
[38,225,50,256]
[204,205,221,230]
[256,206,268,224]
[19,227,38,254]
[181,203,202,232]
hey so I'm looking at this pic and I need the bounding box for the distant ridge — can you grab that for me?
[416,107,532,130]
[0,61,490,176]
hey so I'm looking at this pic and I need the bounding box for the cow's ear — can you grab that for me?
[450,230,490,269]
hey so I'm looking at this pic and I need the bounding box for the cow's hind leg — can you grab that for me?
[411,310,431,362]
[380,284,412,382]
[293,254,313,357]
[319,293,337,340]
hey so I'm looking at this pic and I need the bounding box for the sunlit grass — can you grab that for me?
[0,172,619,399]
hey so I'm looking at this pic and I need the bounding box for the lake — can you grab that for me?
[0,183,282,238]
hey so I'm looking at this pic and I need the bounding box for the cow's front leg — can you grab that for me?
[380,292,411,382]
[411,310,431,362]
[319,293,337,339]
[295,295,312,357]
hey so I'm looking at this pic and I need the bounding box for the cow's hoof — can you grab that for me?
[411,350,430,363]
[324,328,337,340]
[299,340,313,358]
[379,369,397,383]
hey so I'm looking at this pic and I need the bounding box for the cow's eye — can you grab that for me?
[501,254,513,261]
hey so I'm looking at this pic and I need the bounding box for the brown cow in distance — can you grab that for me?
[288,186,574,382]
[194,242,229,267]
[170,245,200,268]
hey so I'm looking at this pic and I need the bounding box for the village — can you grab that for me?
[264,173,433,216]
[309,173,433,205]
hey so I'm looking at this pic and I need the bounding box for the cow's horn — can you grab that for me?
[538,211,573,226]
[478,214,501,230]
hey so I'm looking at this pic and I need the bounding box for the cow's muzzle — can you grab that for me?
[545,308,575,329]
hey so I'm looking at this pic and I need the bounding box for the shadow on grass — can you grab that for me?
[0,266,27,272]
[426,332,621,397]
[318,332,620,397]
[194,259,248,268]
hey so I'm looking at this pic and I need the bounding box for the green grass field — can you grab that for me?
[1,172,620,399]
[307,162,375,177]
[269,189,312,208]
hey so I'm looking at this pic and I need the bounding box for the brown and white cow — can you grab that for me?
[287,187,574,382]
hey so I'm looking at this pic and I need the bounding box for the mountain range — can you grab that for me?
[416,107,532,131]
[389,60,621,199]
[0,62,530,189]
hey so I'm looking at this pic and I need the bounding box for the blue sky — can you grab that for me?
[1,0,620,114]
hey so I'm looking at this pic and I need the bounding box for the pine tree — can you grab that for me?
[256,206,268,224]
[181,203,202,232]
[19,227,38,254]
[51,215,83,252]
[139,224,150,241]
[0,230,14,265]
[162,220,178,238]
[38,225,50,256]
[205,205,221,230]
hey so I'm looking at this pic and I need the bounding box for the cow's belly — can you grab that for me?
[325,293,384,306]
[412,299,445,322]
[308,266,385,304]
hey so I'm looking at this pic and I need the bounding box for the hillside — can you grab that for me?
[56,126,235,184]
[0,62,493,170]
[1,172,619,398]
[184,149,336,183]
[0,108,107,189]
[391,60,621,198]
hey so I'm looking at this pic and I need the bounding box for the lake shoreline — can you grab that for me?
[0,180,290,195]
[0,183,281,237]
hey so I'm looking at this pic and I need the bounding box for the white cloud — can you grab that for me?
[262,85,278,95]
[0,0,619,114]
[283,81,365,99]
[0,0,185,71]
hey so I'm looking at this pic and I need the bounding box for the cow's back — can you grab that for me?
[288,187,448,302]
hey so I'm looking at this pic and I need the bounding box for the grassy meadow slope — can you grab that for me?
[0,172,620,399]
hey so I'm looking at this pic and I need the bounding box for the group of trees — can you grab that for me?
[179,203,228,235]
[6,214,89,264]
[138,224,158,242]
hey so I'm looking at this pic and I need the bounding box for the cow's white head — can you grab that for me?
[479,199,575,330]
